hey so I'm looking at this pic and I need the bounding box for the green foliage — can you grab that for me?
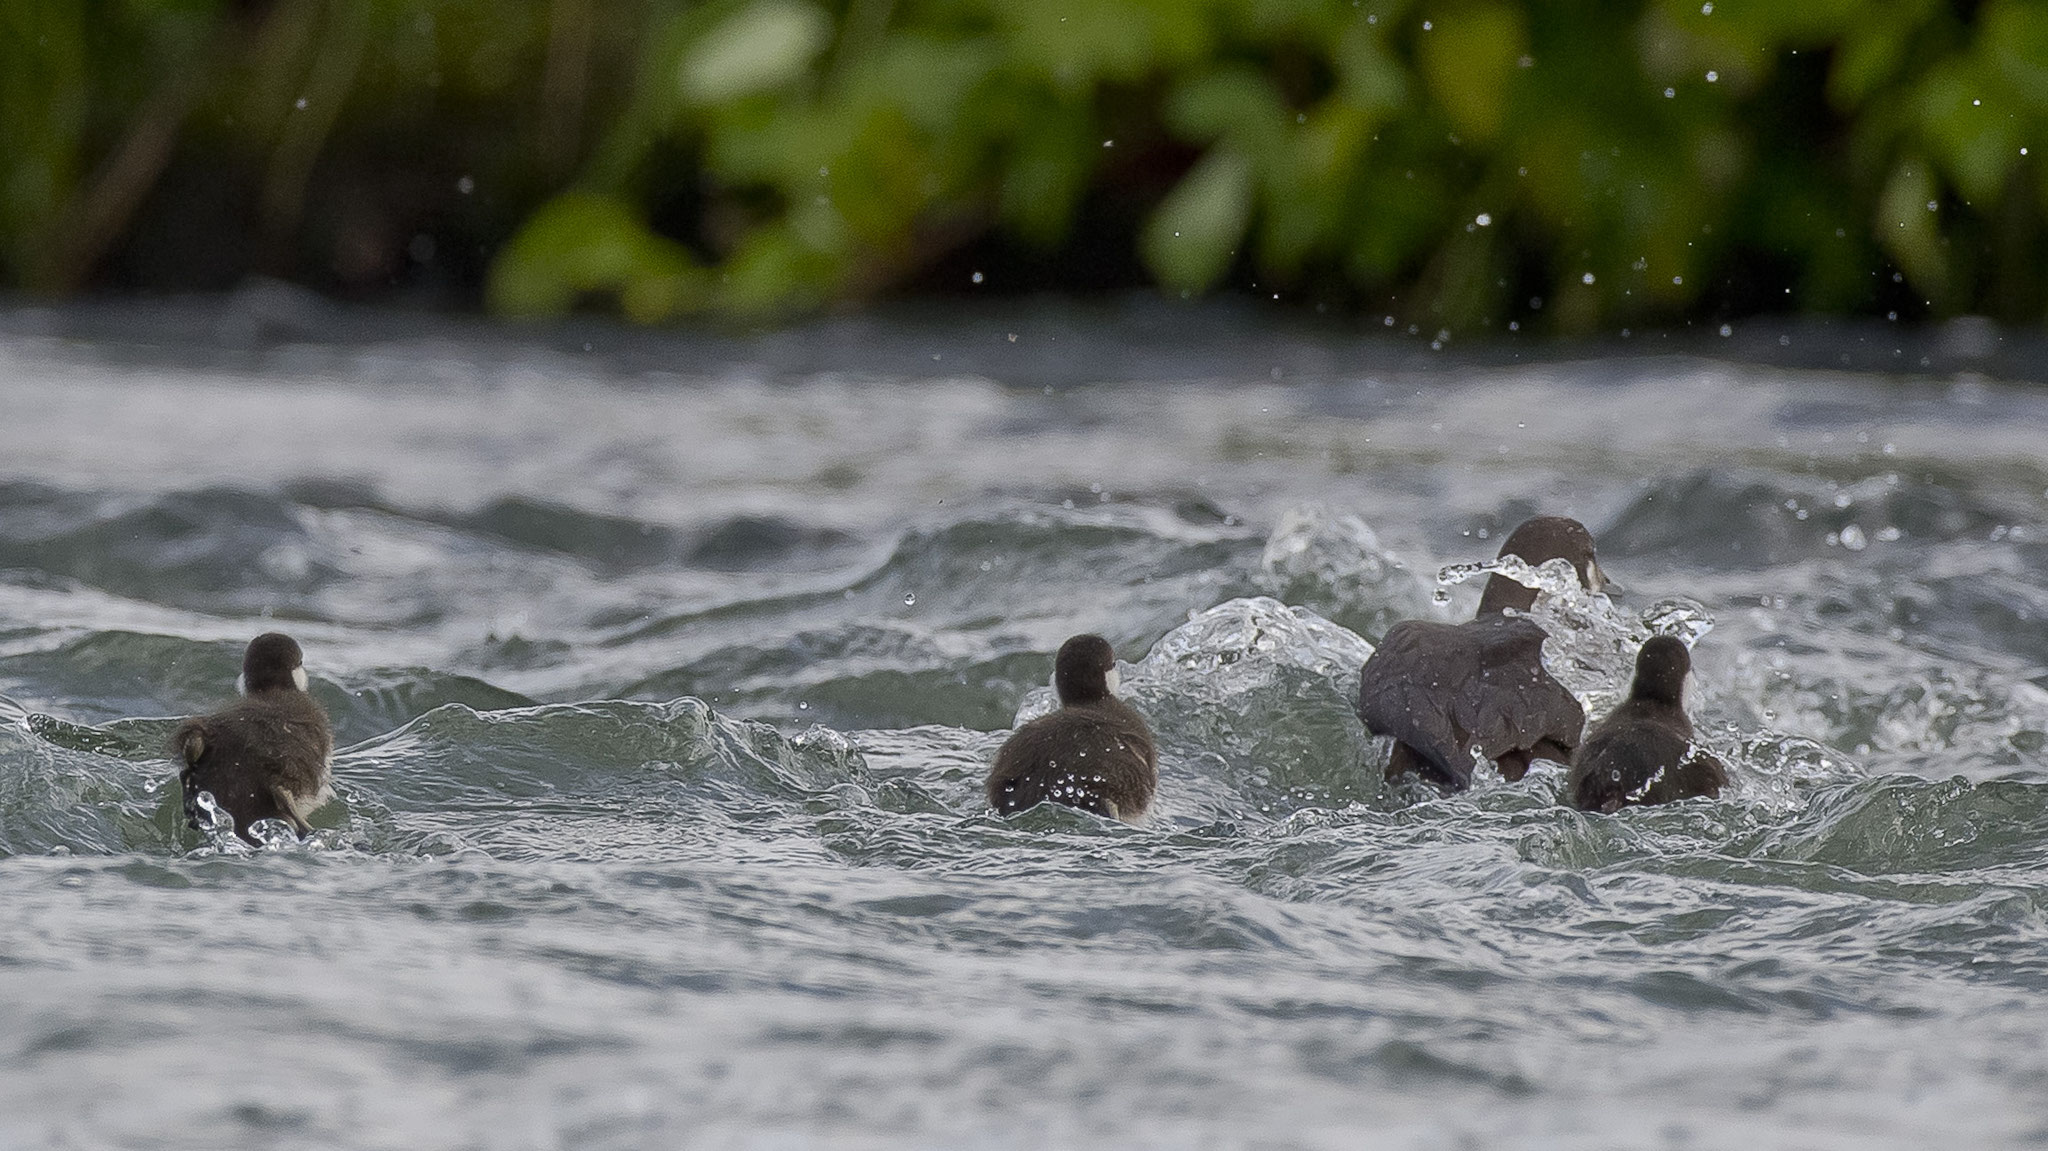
[488,191,704,322]
[1,0,89,285]
[5,0,2048,330]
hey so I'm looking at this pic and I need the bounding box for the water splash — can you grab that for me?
[1719,729,1863,815]
[1637,597,1717,646]
[1145,595,1375,688]
[1011,598,1378,816]
[1258,504,1438,640]
[183,789,311,853]
[1436,554,1716,715]
[1435,552,1586,600]
[246,818,304,849]
[1013,596,1375,729]
[188,789,251,854]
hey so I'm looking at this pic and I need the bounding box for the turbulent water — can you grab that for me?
[3,297,2047,1148]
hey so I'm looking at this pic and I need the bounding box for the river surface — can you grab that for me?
[2,295,2047,1149]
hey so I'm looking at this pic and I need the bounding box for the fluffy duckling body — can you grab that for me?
[987,635,1157,822]
[172,632,333,842]
[1567,635,1727,812]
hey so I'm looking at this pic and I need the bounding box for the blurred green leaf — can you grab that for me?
[1914,61,2019,204]
[1416,2,1526,143]
[1876,158,1947,301]
[1167,66,1288,149]
[0,0,88,282]
[1142,145,1251,293]
[679,0,833,105]
[1983,0,2048,111]
[488,190,702,321]
[999,0,1215,93]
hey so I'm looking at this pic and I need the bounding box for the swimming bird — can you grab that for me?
[1355,516,1605,791]
[1566,634,1727,812]
[987,634,1157,822]
[172,632,333,842]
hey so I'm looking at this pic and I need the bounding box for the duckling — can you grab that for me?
[172,632,333,842]
[1567,635,1727,812]
[987,634,1156,822]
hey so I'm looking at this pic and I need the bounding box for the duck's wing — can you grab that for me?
[1356,621,1481,789]
[1460,615,1585,764]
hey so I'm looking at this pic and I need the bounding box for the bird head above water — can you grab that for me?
[241,631,310,695]
[1053,633,1119,705]
[1628,634,1692,707]
[1477,515,1608,616]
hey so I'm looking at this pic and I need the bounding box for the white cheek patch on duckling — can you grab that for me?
[278,780,335,820]
[1106,666,1121,696]
[293,666,309,692]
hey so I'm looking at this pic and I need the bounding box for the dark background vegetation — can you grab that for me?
[5,0,2046,334]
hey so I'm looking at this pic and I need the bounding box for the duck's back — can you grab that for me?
[175,691,333,834]
[1357,614,1584,788]
[987,698,1157,821]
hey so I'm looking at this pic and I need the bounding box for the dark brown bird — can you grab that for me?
[171,632,333,842]
[1566,635,1727,812]
[1356,516,1605,792]
[986,634,1157,822]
